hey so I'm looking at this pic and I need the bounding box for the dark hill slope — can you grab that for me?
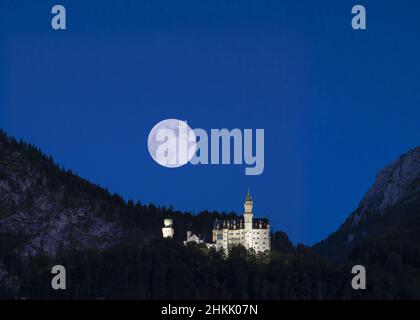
[0,129,238,257]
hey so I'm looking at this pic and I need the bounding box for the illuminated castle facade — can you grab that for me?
[212,191,270,253]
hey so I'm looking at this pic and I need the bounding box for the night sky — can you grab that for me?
[1,0,420,244]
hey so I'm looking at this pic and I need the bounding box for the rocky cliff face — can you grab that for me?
[358,147,420,215]
[314,147,420,261]
[0,132,122,257]
[348,147,420,228]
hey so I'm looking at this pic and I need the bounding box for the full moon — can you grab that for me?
[147,119,197,168]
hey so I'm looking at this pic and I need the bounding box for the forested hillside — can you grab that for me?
[1,129,420,299]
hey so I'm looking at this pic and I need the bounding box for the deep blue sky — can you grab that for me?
[1,0,419,244]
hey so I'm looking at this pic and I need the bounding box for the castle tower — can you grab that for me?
[243,190,254,248]
[244,189,253,224]
[162,218,174,238]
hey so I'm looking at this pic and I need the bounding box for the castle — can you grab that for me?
[162,190,271,253]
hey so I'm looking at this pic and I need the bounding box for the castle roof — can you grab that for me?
[213,217,269,230]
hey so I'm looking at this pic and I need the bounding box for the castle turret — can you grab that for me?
[162,218,174,238]
[244,190,254,251]
[244,189,253,213]
[244,189,253,226]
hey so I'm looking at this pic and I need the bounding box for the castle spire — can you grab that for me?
[245,188,252,202]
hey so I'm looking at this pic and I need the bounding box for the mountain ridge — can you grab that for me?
[314,147,420,262]
[358,146,420,216]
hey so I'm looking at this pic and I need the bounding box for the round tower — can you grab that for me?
[162,218,174,238]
